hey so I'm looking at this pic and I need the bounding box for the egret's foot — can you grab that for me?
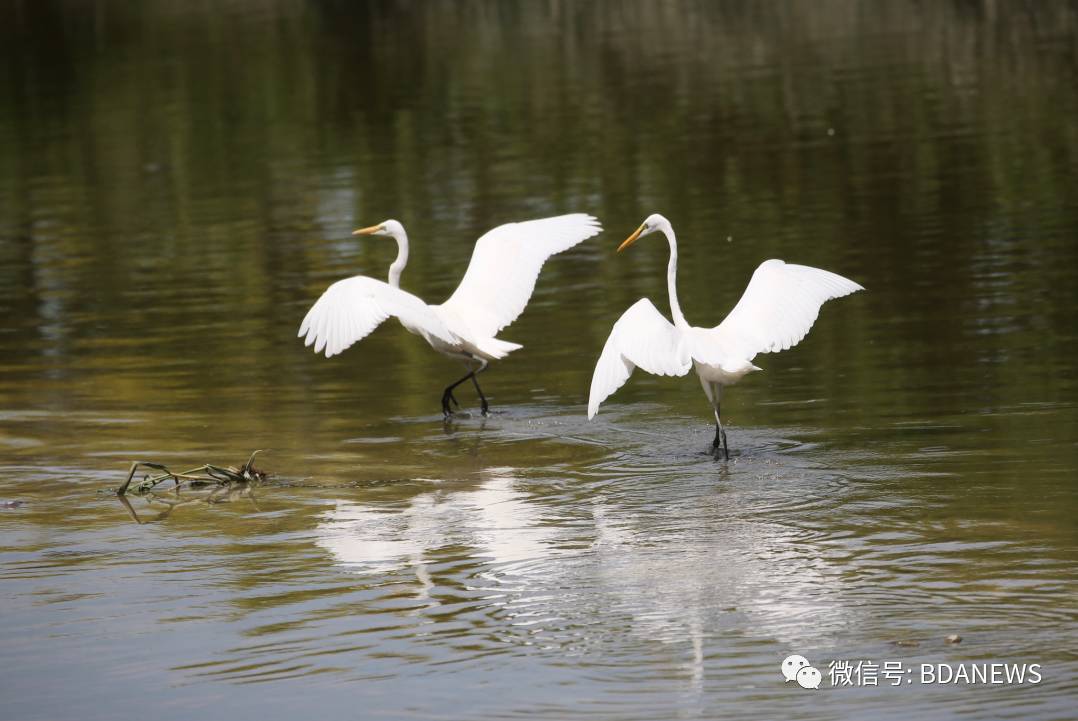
[712,429,729,461]
[441,390,460,417]
[480,399,490,416]
[710,443,730,461]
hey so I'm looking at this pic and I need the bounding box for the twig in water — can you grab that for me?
[117,451,268,496]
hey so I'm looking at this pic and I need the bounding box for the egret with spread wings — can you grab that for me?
[300,214,601,416]
[588,213,862,459]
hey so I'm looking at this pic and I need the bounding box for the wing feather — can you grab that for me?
[438,214,602,339]
[587,299,692,418]
[693,259,862,365]
[298,276,457,358]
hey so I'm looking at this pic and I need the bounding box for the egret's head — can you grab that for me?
[618,213,671,252]
[352,219,404,238]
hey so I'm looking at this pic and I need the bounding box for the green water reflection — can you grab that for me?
[0,2,1076,720]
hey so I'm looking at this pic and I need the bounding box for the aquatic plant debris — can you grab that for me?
[117,450,267,496]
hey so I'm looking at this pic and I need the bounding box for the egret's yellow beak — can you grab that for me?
[617,223,646,253]
[352,224,383,236]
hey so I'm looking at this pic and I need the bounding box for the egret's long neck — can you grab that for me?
[662,225,689,328]
[388,231,409,288]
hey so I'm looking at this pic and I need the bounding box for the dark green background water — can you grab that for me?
[1,2,1076,719]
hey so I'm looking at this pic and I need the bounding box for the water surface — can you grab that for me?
[1,2,1077,719]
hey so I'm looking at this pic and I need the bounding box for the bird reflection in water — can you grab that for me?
[316,467,559,583]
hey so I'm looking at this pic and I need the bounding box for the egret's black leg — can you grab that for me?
[710,383,729,461]
[470,375,489,415]
[711,408,729,461]
[470,360,490,415]
[441,372,473,417]
[712,421,730,461]
[441,388,461,415]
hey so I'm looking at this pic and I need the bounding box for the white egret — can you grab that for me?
[588,214,863,459]
[299,214,602,416]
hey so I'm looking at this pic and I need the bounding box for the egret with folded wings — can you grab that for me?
[588,214,863,459]
[301,214,601,416]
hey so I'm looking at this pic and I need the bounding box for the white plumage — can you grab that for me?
[299,214,601,416]
[587,298,691,419]
[440,215,602,339]
[299,277,457,359]
[588,214,862,458]
[692,259,864,363]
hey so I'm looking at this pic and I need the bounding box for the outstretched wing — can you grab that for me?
[298,276,457,358]
[587,299,692,419]
[693,259,863,365]
[438,214,602,339]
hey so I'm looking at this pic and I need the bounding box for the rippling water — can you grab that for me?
[1,2,1077,719]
